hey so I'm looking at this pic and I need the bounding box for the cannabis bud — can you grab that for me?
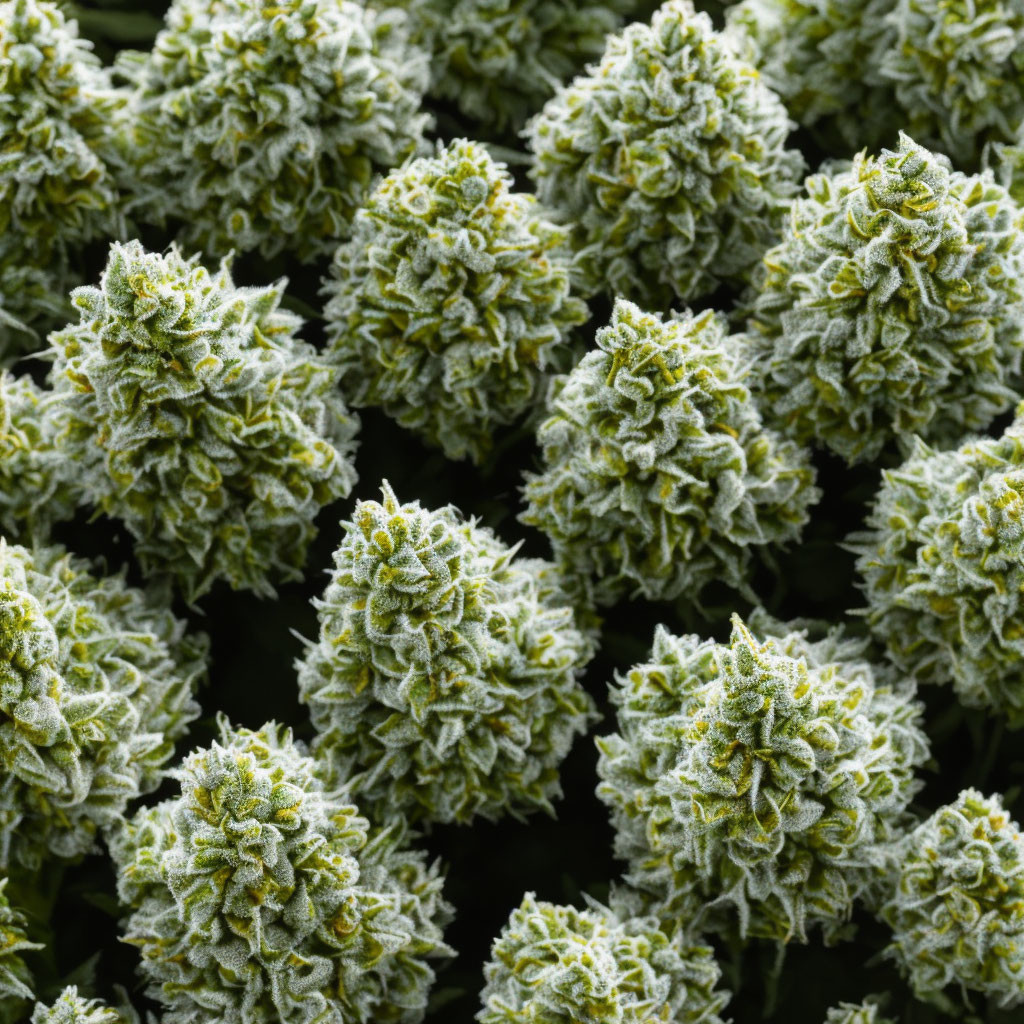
[0,372,75,542]
[0,0,125,358]
[297,482,596,826]
[380,0,635,130]
[29,988,138,1024]
[852,410,1024,724]
[118,0,429,260]
[111,719,453,1024]
[323,138,586,464]
[743,134,1024,464]
[596,613,929,943]
[48,240,360,600]
[879,789,1024,1012]
[528,0,803,306]
[478,893,729,1024]
[521,299,818,607]
[0,879,37,1005]
[0,540,206,870]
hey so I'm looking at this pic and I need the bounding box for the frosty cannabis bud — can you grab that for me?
[380,0,633,130]
[879,789,1024,1011]
[48,240,359,600]
[478,893,729,1024]
[0,372,75,542]
[112,719,453,1024]
[0,540,206,870]
[527,0,803,307]
[521,299,818,607]
[323,138,586,464]
[0,0,125,358]
[877,0,1024,164]
[597,614,929,943]
[823,1000,894,1024]
[852,412,1024,724]
[726,0,897,151]
[0,879,37,1005]
[743,134,1024,464]
[297,482,596,826]
[29,988,136,1024]
[118,0,429,261]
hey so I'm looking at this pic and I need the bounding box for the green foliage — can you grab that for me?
[743,134,1024,464]
[878,790,1024,1012]
[852,411,1024,725]
[0,372,75,542]
[47,240,359,600]
[596,613,929,944]
[527,0,803,307]
[323,138,586,464]
[0,878,38,1007]
[0,0,125,359]
[477,893,729,1024]
[111,719,453,1024]
[521,299,818,607]
[0,540,206,870]
[116,0,430,261]
[984,134,1024,204]
[297,482,596,826]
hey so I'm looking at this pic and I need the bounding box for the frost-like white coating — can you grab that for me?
[30,988,137,1024]
[111,719,453,1024]
[0,879,38,1005]
[596,613,929,943]
[478,893,729,1024]
[117,0,430,260]
[0,372,75,542]
[47,240,360,600]
[0,540,207,869]
[0,0,126,359]
[743,134,1024,464]
[323,138,586,464]
[852,409,1024,724]
[298,482,596,826]
[879,790,1024,1011]
[521,299,819,607]
[527,0,804,307]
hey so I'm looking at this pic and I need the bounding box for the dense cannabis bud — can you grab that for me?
[118,0,429,261]
[380,0,634,130]
[478,893,729,1024]
[823,1000,894,1024]
[879,790,1024,1011]
[729,0,1024,161]
[48,241,359,600]
[876,0,1024,164]
[521,300,818,607]
[0,0,125,358]
[298,483,596,826]
[527,0,803,307]
[0,879,37,1005]
[112,719,453,1024]
[0,373,75,541]
[29,989,136,1024]
[726,0,897,151]
[0,540,206,869]
[743,134,1024,464]
[852,413,1024,724]
[596,614,929,943]
[323,139,586,464]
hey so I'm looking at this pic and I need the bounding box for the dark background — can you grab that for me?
[14,3,1024,1022]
